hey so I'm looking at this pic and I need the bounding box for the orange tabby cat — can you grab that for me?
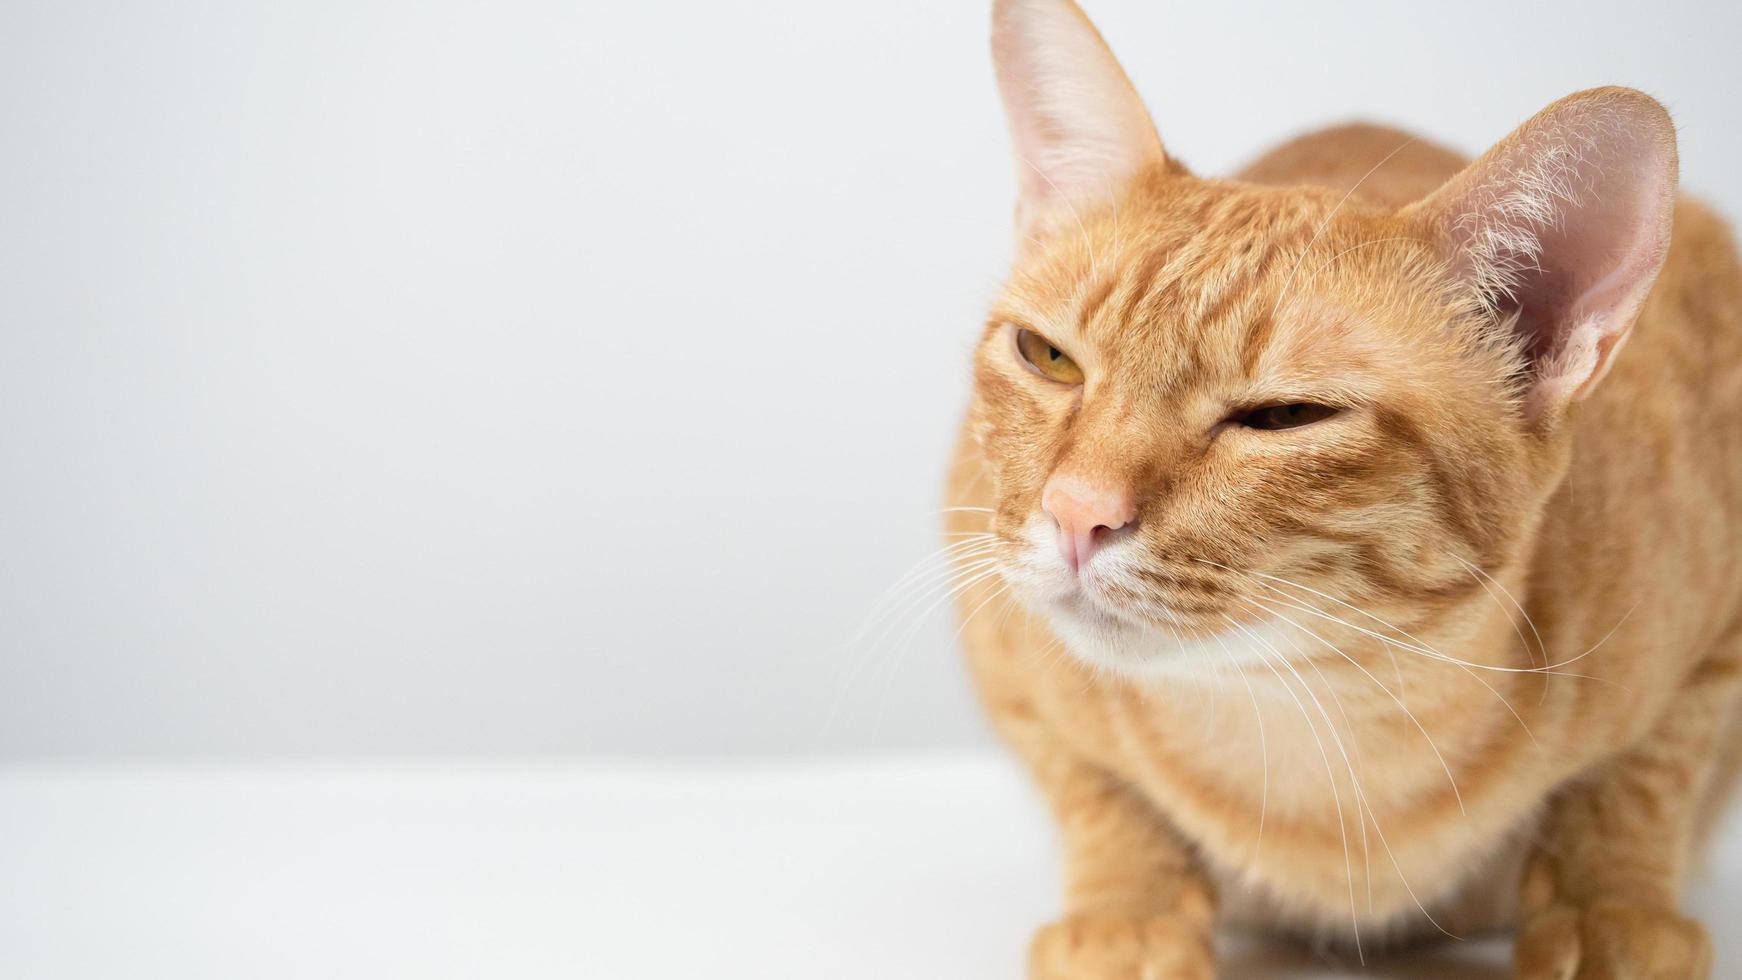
[947,2,1742,977]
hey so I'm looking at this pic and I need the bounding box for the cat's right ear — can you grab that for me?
[992,0,1171,237]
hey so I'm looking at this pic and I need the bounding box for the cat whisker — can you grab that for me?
[857,540,1004,636]
[1194,560,1472,662]
[1195,558,1600,679]
[1287,629,1378,915]
[1447,553,1552,707]
[835,537,1000,682]
[1016,152,1098,278]
[952,580,1012,644]
[871,564,1010,732]
[1298,236,1437,287]
[826,548,1005,735]
[1211,629,1269,870]
[1035,634,1073,680]
[1384,634,1409,741]
[1098,164,1124,274]
[1231,614,1461,943]
[1233,595,1465,816]
[876,576,1013,725]
[1199,561,1535,741]
[1541,600,1640,681]
[1225,614,1365,962]
[1268,138,1415,324]
[1192,622,1235,740]
[1232,584,1544,751]
[1161,621,1211,704]
[1449,554,1547,665]
[1238,564,1623,694]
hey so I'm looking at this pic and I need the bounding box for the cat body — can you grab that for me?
[950,2,1742,976]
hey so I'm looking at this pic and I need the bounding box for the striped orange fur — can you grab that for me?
[950,2,1742,977]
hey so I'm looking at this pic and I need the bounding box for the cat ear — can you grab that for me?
[1406,88,1678,426]
[991,0,1170,236]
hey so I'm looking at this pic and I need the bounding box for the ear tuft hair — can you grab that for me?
[1455,137,1594,314]
[1408,88,1678,424]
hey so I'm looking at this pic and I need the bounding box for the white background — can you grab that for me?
[3,0,1741,761]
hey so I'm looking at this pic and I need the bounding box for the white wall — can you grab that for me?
[2,0,1738,758]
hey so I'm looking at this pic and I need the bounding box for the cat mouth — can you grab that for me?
[1053,590,1145,633]
[1055,582,1232,639]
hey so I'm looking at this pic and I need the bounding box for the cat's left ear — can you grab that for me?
[1405,87,1678,427]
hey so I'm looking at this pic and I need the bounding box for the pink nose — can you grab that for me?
[1041,475,1138,573]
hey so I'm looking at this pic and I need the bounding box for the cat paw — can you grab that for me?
[1028,913,1215,980]
[1514,900,1711,980]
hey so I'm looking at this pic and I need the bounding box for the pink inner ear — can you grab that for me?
[991,0,1165,234]
[1509,139,1671,391]
[1420,91,1677,421]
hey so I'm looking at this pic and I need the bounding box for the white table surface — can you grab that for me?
[0,754,1736,979]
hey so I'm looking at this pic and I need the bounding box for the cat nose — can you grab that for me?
[1041,475,1138,573]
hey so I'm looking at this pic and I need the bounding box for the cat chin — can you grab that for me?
[1043,602,1292,683]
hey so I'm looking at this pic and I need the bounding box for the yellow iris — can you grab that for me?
[1016,329,1084,385]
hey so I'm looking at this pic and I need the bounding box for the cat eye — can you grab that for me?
[1015,328,1085,385]
[1233,402,1340,431]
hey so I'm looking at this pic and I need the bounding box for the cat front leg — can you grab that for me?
[1020,746,1217,980]
[1512,654,1741,980]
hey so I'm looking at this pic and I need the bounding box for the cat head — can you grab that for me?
[969,0,1677,677]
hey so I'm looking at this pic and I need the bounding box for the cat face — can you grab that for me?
[973,0,1674,677]
[970,178,1534,676]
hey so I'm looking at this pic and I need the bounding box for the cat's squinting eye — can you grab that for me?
[1233,403,1340,431]
[1015,328,1084,385]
